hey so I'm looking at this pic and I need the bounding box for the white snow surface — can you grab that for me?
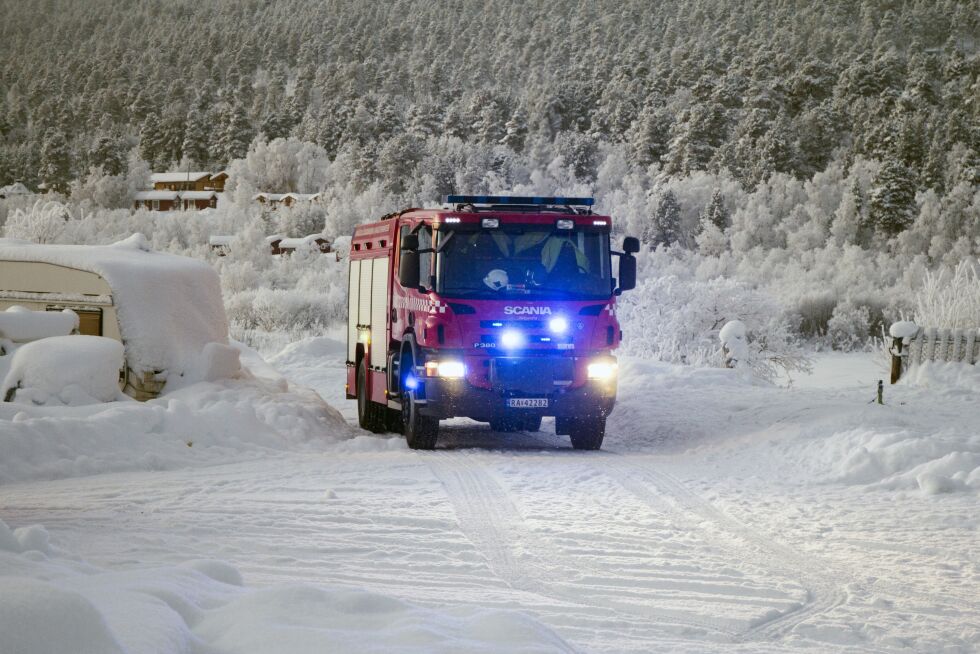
[1,338,977,653]
[0,306,78,342]
[0,236,230,379]
[1,335,124,406]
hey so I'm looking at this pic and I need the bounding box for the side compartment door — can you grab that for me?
[370,257,390,370]
[347,258,361,364]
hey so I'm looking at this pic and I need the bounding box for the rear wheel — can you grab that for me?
[569,416,605,450]
[357,359,386,433]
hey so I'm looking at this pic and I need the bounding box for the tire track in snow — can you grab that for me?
[424,450,744,638]
[600,452,848,642]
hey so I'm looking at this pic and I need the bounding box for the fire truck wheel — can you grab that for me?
[357,359,386,433]
[402,391,438,450]
[569,417,605,450]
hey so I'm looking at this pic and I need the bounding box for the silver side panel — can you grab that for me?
[370,257,389,368]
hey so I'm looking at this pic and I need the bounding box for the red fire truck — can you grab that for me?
[345,195,638,450]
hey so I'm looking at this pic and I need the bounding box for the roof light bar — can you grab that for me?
[445,195,595,207]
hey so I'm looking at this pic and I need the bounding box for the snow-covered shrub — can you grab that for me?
[226,288,343,334]
[1,335,124,405]
[912,261,980,329]
[796,293,836,339]
[3,200,70,244]
[826,300,871,351]
[617,274,810,382]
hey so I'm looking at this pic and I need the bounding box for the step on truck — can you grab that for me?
[345,195,639,450]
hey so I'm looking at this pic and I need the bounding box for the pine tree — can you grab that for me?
[869,158,917,236]
[702,188,729,231]
[138,112,164,169]
[652,189,681,248]
[500,109,528,152]
[181,104,210,168]
[219,103,253,164]
[89,131,126,176]
[38,128,71,193]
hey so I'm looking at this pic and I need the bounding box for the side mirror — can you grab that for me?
[623,236,640,254]
[617,253,636,292]
[399,250,420,288]
[401,233,419,252]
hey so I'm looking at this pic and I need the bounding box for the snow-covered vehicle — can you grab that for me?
[345,195,639,450]
[0,235,236,400]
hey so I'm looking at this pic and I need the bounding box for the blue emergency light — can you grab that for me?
[445,195,595,207]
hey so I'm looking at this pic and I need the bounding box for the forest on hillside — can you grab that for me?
[1,0,978,359]
[1,0,977,198]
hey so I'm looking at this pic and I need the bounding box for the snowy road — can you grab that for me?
[2,340,978,653]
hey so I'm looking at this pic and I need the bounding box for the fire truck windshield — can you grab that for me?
[435,226,612,299]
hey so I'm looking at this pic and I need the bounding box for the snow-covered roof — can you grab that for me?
[180,191,217,200]
[151,172,211,184]
[211,170,229,179]
[254,193,288,202]
[0,235,229,377]
[283,193,320,202]
[0,182,31,196]
[278,235,329,249]
[134,191,179,201]
[264,234,285,243]
[209,235,232,246]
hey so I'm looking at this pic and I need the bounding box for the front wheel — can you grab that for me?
[569,416,605,450]
[402,389,438,450]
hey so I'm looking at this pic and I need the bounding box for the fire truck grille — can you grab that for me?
[490,357,574,394]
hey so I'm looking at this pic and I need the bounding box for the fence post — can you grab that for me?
[890,337,904,384]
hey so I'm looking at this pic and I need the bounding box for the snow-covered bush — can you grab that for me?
[826,300,872,351]
[1,335,124,405]
[226,288,344,334]
[3,200,70,244]
[617,274,810,382]
[912,261,980,329]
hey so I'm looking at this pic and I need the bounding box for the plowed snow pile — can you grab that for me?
[0,344,350,484]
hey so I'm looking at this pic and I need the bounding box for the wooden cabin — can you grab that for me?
[151,172,213,192]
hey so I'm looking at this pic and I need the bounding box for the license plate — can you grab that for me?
[506,398,548,408]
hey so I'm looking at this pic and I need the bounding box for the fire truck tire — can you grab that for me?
[357,360,386,433]
[402,391,438,449]
[569,417,605,450]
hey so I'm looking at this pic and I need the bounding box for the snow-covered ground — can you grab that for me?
[1,339,978,653]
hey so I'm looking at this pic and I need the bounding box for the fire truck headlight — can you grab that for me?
[500,329,524,349]
[548,316,569,335]
[425,360,466,378]
[587,360,618,380]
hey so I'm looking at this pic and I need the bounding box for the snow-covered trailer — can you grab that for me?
[0,235,232,400]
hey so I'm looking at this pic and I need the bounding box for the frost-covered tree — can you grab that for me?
[868,158,916,236]
[38,129,71,193]
[650,189,681,248]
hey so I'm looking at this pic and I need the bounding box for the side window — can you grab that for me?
[418,225,433,290]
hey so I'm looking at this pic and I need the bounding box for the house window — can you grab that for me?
[152,200,160,210]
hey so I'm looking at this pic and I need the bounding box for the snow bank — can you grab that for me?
[609,354,979,495]
[0,306,78,342]
[0,518,572,654]
[0,236,229,379]
[1,335,125,406]
[0,343,349,484]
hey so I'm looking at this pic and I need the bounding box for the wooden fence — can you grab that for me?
[891,327,980,383]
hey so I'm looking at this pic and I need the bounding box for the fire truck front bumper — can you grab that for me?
[417,369,617,420]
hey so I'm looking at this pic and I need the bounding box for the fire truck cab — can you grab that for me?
[346,195,639,450]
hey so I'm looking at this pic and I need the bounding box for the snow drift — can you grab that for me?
[0,518,573,654]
